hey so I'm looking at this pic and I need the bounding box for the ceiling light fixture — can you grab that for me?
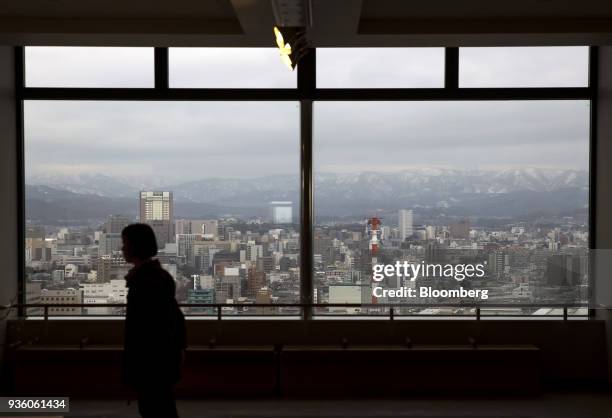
[273,26,309,71]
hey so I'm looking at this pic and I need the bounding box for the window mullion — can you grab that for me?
[298,49,315,319]
[445,47,459,90]
[154,47,169,90]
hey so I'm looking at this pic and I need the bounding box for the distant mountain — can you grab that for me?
[26,185,233,223]
[312,168,588,217]
[27,173,140,198]
[25,168,588,223]
[173,176,298,206]
[26,185,137,223]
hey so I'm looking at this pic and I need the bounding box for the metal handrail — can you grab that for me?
[1,302,591,308]
[0,302,591,321]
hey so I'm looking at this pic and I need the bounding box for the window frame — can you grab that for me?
[15,46,599,319]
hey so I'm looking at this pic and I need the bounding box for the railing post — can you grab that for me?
[476,307,481,320]
[217,306,222,320]
[43,305,48,321]
[390,307,394,320]
[563,307,568,321]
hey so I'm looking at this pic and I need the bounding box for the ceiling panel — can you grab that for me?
[361,0,612,20]
[0,0,238,19]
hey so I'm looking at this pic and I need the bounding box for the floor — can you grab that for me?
[66,393,612,418]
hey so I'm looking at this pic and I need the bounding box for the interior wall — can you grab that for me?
[6,319,609,386]
[0,47,18,386]
[595,49,612,245]
[595,46,612,381]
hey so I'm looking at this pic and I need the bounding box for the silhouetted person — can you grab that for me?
[121,223,186,418]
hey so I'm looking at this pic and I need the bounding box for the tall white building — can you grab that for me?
[139,191,174,246]
[246,241,263,262]
[270,201,293,224]
[398,209,414,241]
[140,191,172,221]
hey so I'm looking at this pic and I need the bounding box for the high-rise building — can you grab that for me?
[139,191,174,246]
[177,234,202,266]
[546,254,587,286]
[215,271,242,303]
[314,234,334,266]
[257,255,275,274]
[246,241,263,262]
[488,251,509,279]
[176,219,218,238]
[104,215,131,234]
[201,220,219,237]
[140,191,172,221]
[450,218,470,239]
[270,201,293,224]
[193,240,232,272]
[98,232,122,256]
[398,209,413,241]
[247,267,267,298]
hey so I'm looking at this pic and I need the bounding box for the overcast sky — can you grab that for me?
[24,46,590,182]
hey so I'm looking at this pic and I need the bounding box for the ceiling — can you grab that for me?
[1,0,612,46]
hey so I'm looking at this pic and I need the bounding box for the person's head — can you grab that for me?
[121,223,158,264]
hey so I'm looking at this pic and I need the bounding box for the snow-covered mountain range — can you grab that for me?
[26,168,588,222]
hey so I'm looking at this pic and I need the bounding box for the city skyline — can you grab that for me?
[25,201,589,316]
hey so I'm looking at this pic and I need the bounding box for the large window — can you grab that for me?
[25,100,300,316]
[19,46,593,318]
[314,101,589,316]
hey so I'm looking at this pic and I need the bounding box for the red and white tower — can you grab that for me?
[366,216,383,304]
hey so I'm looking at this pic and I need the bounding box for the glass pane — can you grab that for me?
[25,101,300,316]
[317,48,445,88]
[459,46,589,87]
[169,48,297,88]
[314,101,589,317]
[25,47,154,88]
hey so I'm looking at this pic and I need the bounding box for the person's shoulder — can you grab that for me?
[131,260,169,285]
[153,261,173,280]
[153,262,176,292]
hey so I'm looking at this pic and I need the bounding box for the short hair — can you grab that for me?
[122,223,158,259]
